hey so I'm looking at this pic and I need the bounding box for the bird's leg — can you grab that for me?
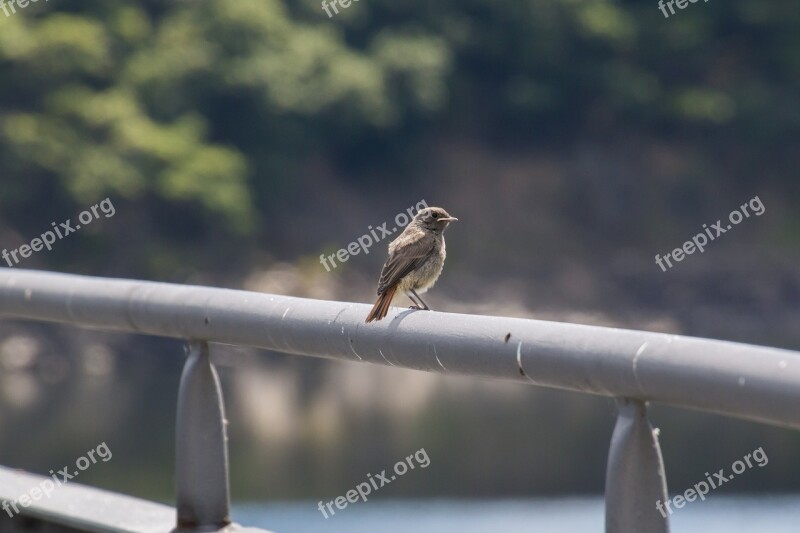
[406,291,423,310]
[410,289,431,311]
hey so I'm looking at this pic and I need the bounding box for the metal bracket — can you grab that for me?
[175,340,231,530]
[605,398,670,533]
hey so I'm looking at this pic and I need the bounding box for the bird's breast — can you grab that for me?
[399,239,446,293]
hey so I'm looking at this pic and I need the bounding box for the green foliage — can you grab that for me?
[0,0,798,271]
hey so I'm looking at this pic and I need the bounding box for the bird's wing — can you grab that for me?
[377,232,435,294]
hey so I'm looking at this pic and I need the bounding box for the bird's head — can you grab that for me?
[414,207,458,232]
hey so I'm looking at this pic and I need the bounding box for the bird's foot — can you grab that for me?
[408,305,422,310]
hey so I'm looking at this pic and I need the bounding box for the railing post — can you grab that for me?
[175,340,231,530]
[605,398,670,533]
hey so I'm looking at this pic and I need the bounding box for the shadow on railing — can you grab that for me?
[1,268,799,533]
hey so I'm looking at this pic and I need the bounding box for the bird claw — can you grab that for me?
[408,305,421,310]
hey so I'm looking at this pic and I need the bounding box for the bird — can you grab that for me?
[365,206,457,323]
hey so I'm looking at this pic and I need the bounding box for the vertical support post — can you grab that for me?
[605,398,670,533]
[175,340,231,529]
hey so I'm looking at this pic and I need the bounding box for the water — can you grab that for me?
[235,495,800,532]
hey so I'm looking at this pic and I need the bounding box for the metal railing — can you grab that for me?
[1,268,798,532]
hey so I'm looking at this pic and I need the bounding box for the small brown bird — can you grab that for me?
[365,206,457,323]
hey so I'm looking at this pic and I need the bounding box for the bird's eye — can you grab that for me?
[432,212,439,218]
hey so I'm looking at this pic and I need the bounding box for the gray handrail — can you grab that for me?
[1,269,798,428]
[0,466,176,533]
[1,268,798,533]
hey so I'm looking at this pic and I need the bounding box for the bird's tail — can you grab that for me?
[365,285,398,323]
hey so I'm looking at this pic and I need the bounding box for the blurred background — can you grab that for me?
[0,0,799,530]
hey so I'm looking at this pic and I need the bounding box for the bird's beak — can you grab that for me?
[441,216,458,222]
